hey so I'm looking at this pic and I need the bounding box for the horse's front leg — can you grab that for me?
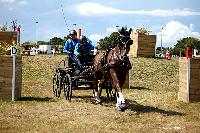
[110,69,127,112]
[94,73,101,104]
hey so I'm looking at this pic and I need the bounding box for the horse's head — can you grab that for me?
[117,27,133,58]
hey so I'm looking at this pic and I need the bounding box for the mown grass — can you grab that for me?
[0,55,200,133]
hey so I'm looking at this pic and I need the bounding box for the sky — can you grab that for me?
[0,0,200,47]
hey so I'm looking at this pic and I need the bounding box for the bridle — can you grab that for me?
[118,34,131,60]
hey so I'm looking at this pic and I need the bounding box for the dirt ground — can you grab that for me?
[1,55,200,133]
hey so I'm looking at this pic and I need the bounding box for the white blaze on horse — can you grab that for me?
[93,27,133,112]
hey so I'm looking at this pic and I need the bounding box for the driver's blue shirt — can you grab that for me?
[63,38,79,58]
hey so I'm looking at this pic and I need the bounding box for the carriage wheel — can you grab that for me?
[64,74,72,101]
[57,73,62,98]
[52,74,57,97]
[53,72,62,98]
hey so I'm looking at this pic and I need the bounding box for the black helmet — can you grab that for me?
[79,35,87,43]
[69,30,77,35]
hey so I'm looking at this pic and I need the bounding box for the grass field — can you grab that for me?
[1,55,200,133]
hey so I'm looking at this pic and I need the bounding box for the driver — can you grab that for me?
[63,30,79,66]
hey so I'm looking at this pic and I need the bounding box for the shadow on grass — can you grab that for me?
[126,99,185,116]
[72,95,93,100]
[72,94,116,105]
[129,86,150,90]
[19,97,53,102]
[73,87,94,90]
[72,95,98,104]
[70,94,184,116]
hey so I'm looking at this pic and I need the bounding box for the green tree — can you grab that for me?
[136,27,151,35]
[22,41,36,46]
[156,47,166,54]
[0,22,8,31]
[172,37,200,56]
[49,37,64,46]
[64,35,70,42]
[49,37,65,53]
[37,41,49,45]
[98,32,120,50]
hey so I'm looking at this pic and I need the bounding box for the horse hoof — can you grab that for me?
[116,103,127,112]
[95,99,101,104]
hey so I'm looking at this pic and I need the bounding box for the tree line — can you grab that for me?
[22,36,69,46]
[22,31,200,57]
[98,32,200,56]
[155,37,200,56]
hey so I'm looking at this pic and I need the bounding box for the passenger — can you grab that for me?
[75,35,94,65]
[63,30,79,67]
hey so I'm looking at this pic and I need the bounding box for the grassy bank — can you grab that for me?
[0,55,200,133]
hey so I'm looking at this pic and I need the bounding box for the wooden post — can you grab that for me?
[123,55,131,89]
[0,55,22,101]
[0,32,21,101]
[179,57,200,102]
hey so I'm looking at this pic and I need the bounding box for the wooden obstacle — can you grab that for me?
[0,55,22,101]
[0,31,22,100]
[179,57,200,102]
[0,31,18,44]
[0,31,19,55]
[130,34,156,58]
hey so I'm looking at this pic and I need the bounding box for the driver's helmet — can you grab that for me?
[79,35,87,44]
[69,30,77,35]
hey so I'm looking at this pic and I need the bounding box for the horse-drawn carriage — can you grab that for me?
[53,27,133,112]
[52,54,114,101]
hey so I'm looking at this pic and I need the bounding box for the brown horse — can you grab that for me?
[93,27,133,112]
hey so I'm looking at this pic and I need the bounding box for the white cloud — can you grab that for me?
[88,26,119,43]
[157,21,200,47]
[88,34,104,42]
[19,0,27,5]
[190,24,194,30]
[52,33,63,38]
[0,0,16,3]
[75,2,200,16]
[75,2,121,16]
[1,0,27,11]
[0,0,27,5]
[106,26,118,33]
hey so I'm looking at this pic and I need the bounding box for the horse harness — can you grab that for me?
[95,45,132,74]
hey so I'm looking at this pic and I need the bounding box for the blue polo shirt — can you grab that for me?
[63,38,79,58]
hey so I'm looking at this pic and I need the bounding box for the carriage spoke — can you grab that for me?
[64,74,72,101]
[53,75,57,97]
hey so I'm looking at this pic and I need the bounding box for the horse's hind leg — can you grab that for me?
[106,81,115,101]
